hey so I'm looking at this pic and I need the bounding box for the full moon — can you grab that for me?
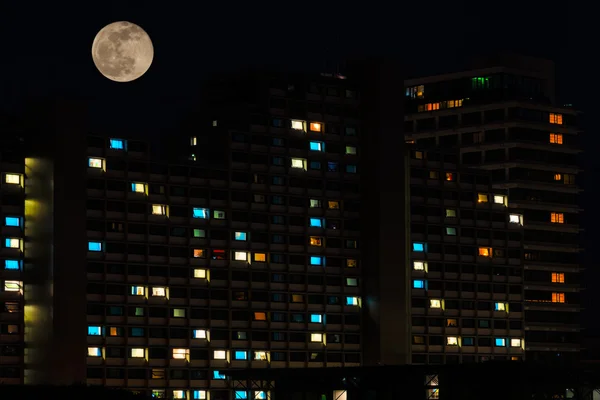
[91,21,154,83]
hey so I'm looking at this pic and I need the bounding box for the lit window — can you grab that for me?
[291,119,306,131]
[5,217,21,227]
[4,260,20,270]
[309,122,322,132]
[213,350,227,360]
[109,138,126,150]
[345,146,357,155]
[549,133,563,144]
[193,249,205,258]
[310,199,321,208]
[234,251,248,262]
[346,296,359,306]
[510,338,522,348]
[234,350,248,360]
[413,261,427,271]
[173,391,186,400]
[493,195,507,205]
[554,173,562,181]
[194,269,207,279]
[495,338,506,347]
[193,390,207,400]
[291,158,307,170]
[4,280,21,293]
[254,392,268,400]
[552,292,565,303]
[131,182,146,193]
[152,204,167,216]
[4,174,21,185]
[212,120,218,127]
[447,337,458,346]
[254,351,269,361]
[494,302,507,311]
[234,231,247,241]
[413,280,426,289]
[346,277,358,287]
[445,172,454,181]
[549,113,563,124]
[131,286,145,296]
[88,326,101,336]
[550,212,564,224]
[552,272,565,283]
[309,218,323,227]
[478,247,492,257]
[152,287,166,297]
[213,370,226,379]
[310,256,323,266]
[328,200,340,209]
[131,348,145,358]
[254,312,267,321]
[173,309,185,318]
[430,299,442,309]
[193,329,207,339]
[190,136,197,146]
[173,348,189,360]
[445,227,456,235]
[309,236,323,246]
[310,333,323,343]
[309,141,325,151]
[193,229,205,238]
[346,259,357,267]
[412,242,426,252]
[88,347,102,357]
[310,314,323,323]
[445,209,457,217]
[88,241,102,251]
[235,391,248,400]
[509,214,523,225]
[193,208,209,219]
[477,193,489,203]
[415,151,424,159]
[254,253,266,262]
[213,210,226,219]
[88,157,104,169]
[4,238,20,249]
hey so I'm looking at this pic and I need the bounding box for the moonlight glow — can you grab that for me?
[91,21,154,83]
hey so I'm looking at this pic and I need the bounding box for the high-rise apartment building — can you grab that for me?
[404,55,582,364]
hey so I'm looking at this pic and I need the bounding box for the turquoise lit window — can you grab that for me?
[213,370,225,379]
[234,232,247,241]
[88,326,101,336]
[235,391,248,399]
[5,217,21,227]
[109,138,126,150]
[412,242,426,252]
[310,314,323,323]
[495,338,506,347]
[234,350,247,360]
[310,141,325,151]
[4,260,20,270]
[193,208,209,219]
[309,218,323,227]
[310,256,323,266]
[346,296,359,306]
[88,242,102,252]
[413,279,425,289]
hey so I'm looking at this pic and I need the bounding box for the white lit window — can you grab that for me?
[194,269,207,279]
[310,333,323,343]
[447,337,458,346]
[5,238,20,249]
[430,299,442,309]
[173,390,186,400]
[131,182,146,193]
[494,302,507,311]
[131,348,145,358]
[190,136,197,146]
[131,286,145,296]
[4,280,22,293]
[5,174,21,185]
[193,329,207,339]
[509,214,523,225]
[413,261,428,271]
[172,348,189,359]
[510,338,522,348]
[152,287,166,297]
[291,158,307,170]
[310,199,321,208]
[493,195,507,206]
[88,347,102,357]
[234,251,248,261]
[345,146,357,155]
[291,119,306,131]
[88,157,104,169]
[214,350,227,360]
[152,204,167,215]
[254,351,269,361]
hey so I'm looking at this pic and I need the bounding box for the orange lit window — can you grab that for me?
[309,237,323,246]
[551,292,565,303]
[193,249,205,258]
[328,200,340,209]
[212,249,226,260]
[254,253,266,262]
[445,172,454,181]
[254,312,267,321]
[291,294,304,303]
[549,113,563,124]
[478,247,492,257]
[477,193,489,203]
[309,122,322,132]
[549,133,563,144]
[550,212,564,224]
[551,273,565,283]
[415,151,424,159]
[109,327,118,336]
[554,173,562,181]
[346,259,357,267]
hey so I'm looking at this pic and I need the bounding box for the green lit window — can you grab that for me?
[471,77,490,90]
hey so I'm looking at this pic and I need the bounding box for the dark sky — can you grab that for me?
[1,1,598,332]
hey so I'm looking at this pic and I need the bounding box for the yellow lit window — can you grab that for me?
[173,390,185,399]
[5,174,20,185]
[551,292,565,303]
[291,294,304,303]
[549,133,563,144]
[446,337,458,346]
[551,273,565,283]
[509,214,523,225]
[254,351,269,361]
[478,247,492,257]
[309,236,323,246]
[213,350,227,360]
[493,195,507,205]
[429,299,442,309]
[477,193,489,203]
[346,259,357,267]
[549,113,563,124]
[190,136,197,146]
[550,212,564,224]
[131,348,145,358]
[254,253,266,262]
[554,173,562,181]
[310,333,323,343]
[413,261,427,271]
[5,238,20,249]
[445,172,454,181]
[131,182,146,193]
[88,157,104,169]
[328,200,340,209]
[152,287,166,297]
[88,347,102,357]
[254,312,267,321]
[194,269,207,279]
[152,204,167,215]
[415,151,424,159]
[172,348,189,360]
[309,122,322,132]
[193,249,205,258]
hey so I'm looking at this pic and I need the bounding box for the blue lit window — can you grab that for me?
[412,242,426,252]
[130,328,144,337]
[235,391,248,399]
[88,242,102,252]
[495,338,506,347]
[346,165,357,173]
[309,161,321,170]
[109,138,126,150]
[309,218,323,227]
[234,232,247,241]
[4,260,20,270]
[310,256,323,266]
[310,314,323,323]
[346,296,359,306]
[462,337,474,346]
[255,392,267,400]
[193,208,209,219]
[327,161,339,172]
[310,141,325,151]
[5,217,21,227]
[213,370,226,379]
[234,350,247,360]
[88,326,101,336]
[413,279,426,289]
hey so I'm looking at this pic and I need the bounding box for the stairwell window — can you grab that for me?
[550,212,564,224]
[549,133,563,144]
[549,113,563,124]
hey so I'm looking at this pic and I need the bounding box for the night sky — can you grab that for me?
[1,1,597,333]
